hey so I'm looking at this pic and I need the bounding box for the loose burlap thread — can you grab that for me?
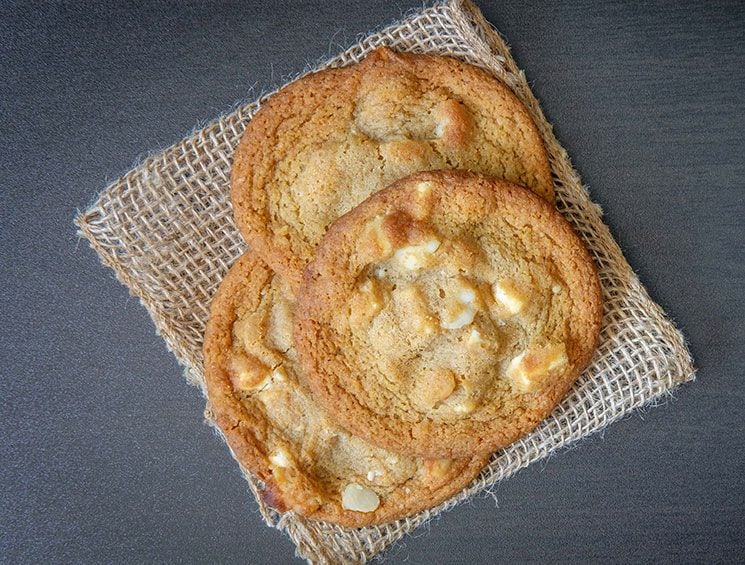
[75,1,695,562]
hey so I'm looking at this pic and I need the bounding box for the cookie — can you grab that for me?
[203,253,488,527]
[231,46,554,292]
[294,171,602,459]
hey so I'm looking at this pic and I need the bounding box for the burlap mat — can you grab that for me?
[75,0,695,562]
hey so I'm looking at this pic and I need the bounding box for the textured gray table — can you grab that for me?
[2,1,744,563]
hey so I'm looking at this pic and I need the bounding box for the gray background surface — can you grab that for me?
[2,1,744,562]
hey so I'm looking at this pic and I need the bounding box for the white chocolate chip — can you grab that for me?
[466,328,484,349]
[458,288,476,303]
[465,328,498,358]
[442,305,475,329]
[424,458,454,479]
[366,469,384,482]
[228,354,271,392]
[552,284,562,294]
[359,279,384,311]
[493,280,528,316]
[451,399,477,414]
[506,343,569,393]
[363,215,394,259]
[416,181,433,195]
[412,368,457,409]
[341,483,380,513]
[258,365,287,391]
[441,284,478,330]
[271,366,287,382]
[349,278,386,330]
[394,238,441,270]
[268,448,292,469]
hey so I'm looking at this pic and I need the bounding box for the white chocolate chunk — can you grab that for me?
[341,483,380,513]
[349,278,386,330]
[254,365,289,403]
[228,354,271,391]
[464,328,498,360]
[506,343,569,393]
[394,238,441,270]
[366,469,384,482]
[424,458,454,479]
[270,365,287,383]
[432,99,473,146]
[441,283,478,330]
[364,215,394,259]
[552,284,562,294]
[442,305,475,329]
[359,279,385,312]
[466,328,483,349]
[493,280,528,316]
[458,287,476,303]
[268,448,292,469]
[412,368,457,409]
[416,181,433,195]
[451,398,477,414]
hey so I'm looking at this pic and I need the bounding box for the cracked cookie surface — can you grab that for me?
[294,171,602,459]
[203,253,488,527]
[231,46,553,292]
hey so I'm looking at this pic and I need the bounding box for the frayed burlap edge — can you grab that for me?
[75,1,695,562]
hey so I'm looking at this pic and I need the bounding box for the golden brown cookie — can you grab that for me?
[231,46,553,292]
[203,253,488,527]
[294,171,602,459]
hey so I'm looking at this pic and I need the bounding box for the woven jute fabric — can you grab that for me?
[75,1,695,562]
